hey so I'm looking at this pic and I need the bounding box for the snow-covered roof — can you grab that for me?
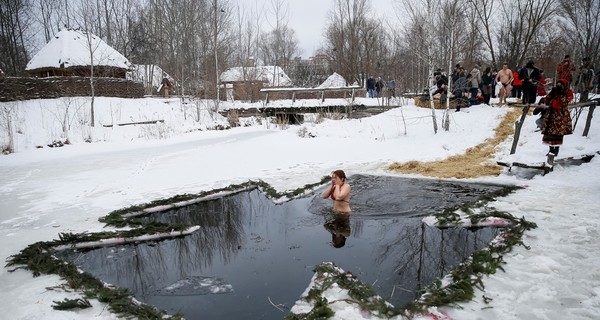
[26,29,131,71]
[220,66,293,87]
[127,64,174,88]
[317,72,347,88]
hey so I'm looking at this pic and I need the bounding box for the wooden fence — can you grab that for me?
[260,86,362,104]
[510,99,600,155]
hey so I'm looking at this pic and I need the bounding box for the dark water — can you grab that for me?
[56,175,507,319]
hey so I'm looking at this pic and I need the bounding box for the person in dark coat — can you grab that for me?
[452,72,469,111]
[542,79,573,157]
[519,60,541,104]
[374,77,384,98]
[432,70,449,101]
[575,57,595,102]
[481,67,493,104]
[366,76,375,98]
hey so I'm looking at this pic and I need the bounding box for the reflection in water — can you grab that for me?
[56,175,510,319]
[323,213,351,248]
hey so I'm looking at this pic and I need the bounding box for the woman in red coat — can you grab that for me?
[542,79,573,156]
[537,70,547,96]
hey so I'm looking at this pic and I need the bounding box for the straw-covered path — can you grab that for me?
[387,108,522,178]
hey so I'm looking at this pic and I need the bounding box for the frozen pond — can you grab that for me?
[56,175,509,319]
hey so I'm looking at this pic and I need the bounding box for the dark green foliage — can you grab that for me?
[5,242,59,276]
[52,298,92,310]
[403,207,537,316]
[433,185,521,227]
[99,177,330,228]
[287,263,401,319]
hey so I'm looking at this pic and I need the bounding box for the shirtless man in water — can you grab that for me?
[321,170,351,213]
[496,63,513,104]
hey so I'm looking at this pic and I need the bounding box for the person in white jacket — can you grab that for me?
[469,65,482,104]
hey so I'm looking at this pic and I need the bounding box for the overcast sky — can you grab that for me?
[238,0,399,59]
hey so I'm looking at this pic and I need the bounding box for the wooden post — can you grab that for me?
[351,88,355,102]
[321,89,325,102]
[582,105,596,137]
[292,91,296,103]
[265,92,270,104]
[510,105,531,154]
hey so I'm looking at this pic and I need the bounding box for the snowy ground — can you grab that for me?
[1,95,599,319]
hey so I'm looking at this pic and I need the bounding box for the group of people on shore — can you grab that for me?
[325,56,596,240]
[429,55,597,163]
[366,76,396,98]
[493,55,597,158]
[430,56,597,108]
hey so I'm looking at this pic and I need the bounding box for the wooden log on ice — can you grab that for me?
[102,120,164,127]
[53,226,201,251]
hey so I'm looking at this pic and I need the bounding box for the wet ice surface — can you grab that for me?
[56,175,508,319]
[157,276,234,296]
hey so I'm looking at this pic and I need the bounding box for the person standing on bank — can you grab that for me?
[496,63,513,104]
[481,67,493,104]
[557,55,577,88]
[366,76,375,98]
[542,79,573,157]
[520,60,541,104]
[575,57,595,102]
[512,66,523,99]
[375,77,384,98]
[537,70,548,96]
[469,64,482,105]
[321,170,351,213]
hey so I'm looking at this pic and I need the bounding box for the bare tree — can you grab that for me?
[558,0,600,65]
[440,0,466,131]
[260,26,300,69]
[0,0,33,76]
[324,0,373,86]
[36,0,61,43]
[0,102,17,154]
[466,0,498,67]
[496,0,557,67]
[74,2,102,127]
[232,5,257,68]
[401,0,440,133]
[206,0,234,108]
[258,0,300,87]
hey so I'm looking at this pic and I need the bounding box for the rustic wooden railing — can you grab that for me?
[260,86,362,104]
[510,99,600,155]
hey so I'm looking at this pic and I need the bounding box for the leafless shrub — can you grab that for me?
[316,112,345,122]
[139,122,172,140]
[272,115,289,130]
[227,109,240,127]
[297,126,308,137]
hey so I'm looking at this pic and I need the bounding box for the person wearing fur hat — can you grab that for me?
[541,79,573,157]
[519,60,541,104]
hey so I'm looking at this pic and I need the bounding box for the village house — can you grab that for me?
[220,59,293,102]
[25,28,132,78]
[0,28,144,102]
